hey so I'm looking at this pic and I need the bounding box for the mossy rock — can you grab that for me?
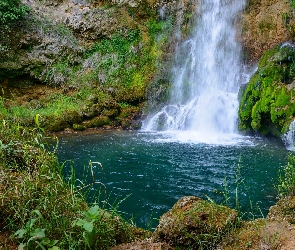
[83,116,112,128]
[119,108,133,119]
[63,110,82,125]
[101,108,119,117]
[152,196,237,249]
[120,120,131,129]
[73,123,86,131]
[40,114,69,132]
[239,43,295,136]
[267,195,295,224]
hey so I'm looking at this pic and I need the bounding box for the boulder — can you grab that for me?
[152,196,237,248]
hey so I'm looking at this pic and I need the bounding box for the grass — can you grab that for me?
[277,154,295,197]
[1,87,92,129]
[0,101,149,249]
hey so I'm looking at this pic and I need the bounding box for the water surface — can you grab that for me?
[57,131,288,229]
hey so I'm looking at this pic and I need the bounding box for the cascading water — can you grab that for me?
[282,120,295,151]
[143,0,247,142]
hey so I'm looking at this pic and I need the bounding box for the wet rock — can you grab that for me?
[152,196,237,248]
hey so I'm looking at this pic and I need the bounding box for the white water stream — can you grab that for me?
[283,120,295,151]
[143,0,247,143]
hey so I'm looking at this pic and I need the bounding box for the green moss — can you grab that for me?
[40,114,68,132]
[73,123,86,131]
[239,44,295,135]
[84,116,112,128]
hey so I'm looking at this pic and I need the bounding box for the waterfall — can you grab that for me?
[282,120,295,151]
[143,0,247,142]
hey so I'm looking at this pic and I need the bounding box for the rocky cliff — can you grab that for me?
[2,0,295,137]
[0,0,196,131]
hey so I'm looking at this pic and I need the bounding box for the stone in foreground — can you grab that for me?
[152,196,237,248]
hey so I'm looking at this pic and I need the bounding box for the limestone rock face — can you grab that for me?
[64,6,120,40]
[0,0,197,132]
[240,0,292,62]
[152,196,237,248]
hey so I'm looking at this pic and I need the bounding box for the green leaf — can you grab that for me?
[49,247,60,250]
[0,140,7,151]
[75,219,94,233]
[33,209,46,224]
[29,228,45,239]
[26,218,37,229]
[84,205,100,219]
[83,221,94,232]
[18,243,26,250]
[14,229,27,238]
[41,238,59,247]
[51,240,59,246]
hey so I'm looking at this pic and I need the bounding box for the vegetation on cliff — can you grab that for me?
[0,0,30,27]
[239,43,295,135]
[0,0,194,132]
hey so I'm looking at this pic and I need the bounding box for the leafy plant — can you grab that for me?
[277,154,295,197]
[73,205,101,248]
[0,0,30,27]
[14,210,60,250]
[0,118,145,249]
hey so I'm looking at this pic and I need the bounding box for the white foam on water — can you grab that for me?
[140,131,254,146]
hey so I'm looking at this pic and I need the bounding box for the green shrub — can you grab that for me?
[0,0,30,27]
[277,155,295,197]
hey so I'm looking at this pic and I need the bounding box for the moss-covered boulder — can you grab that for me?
[83,115,112,128]
[63,110,83,125]
[239,43,295,136]
[152,196,237,249]
[73,123,86,131]
[40,114,69,132]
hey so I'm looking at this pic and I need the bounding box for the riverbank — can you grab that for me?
[1,94,293,249]
[1,118,295,249]
[0,119,152,249]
